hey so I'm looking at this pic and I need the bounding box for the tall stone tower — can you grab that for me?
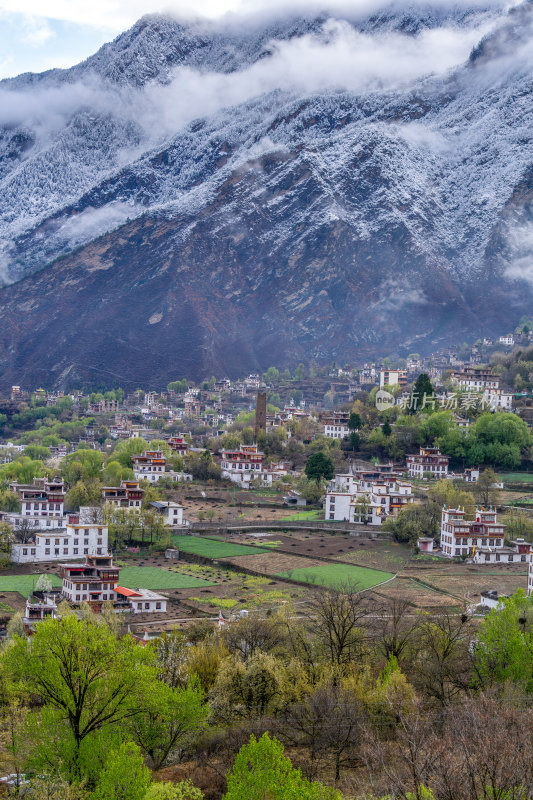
[254,392,267,439]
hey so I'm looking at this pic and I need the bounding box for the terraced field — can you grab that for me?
[119,566,214,591]
[172,535,268,558]
[0,574,62,597]
[226,552,324,574]
[276,563,394,591]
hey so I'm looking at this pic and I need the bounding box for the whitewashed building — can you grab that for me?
[407,447,449,479]
[220,444,266,488]
[132,450,192,483]
[325,476,413,525]
[120,588,168,614]
[440,507,505,558]
[61,554,167,613]
[323,415,350,440]
[449,368,500,391]
[149,501,186,527]
[12,516,108,564]
[483,389,513,411]
[9,477,66,518]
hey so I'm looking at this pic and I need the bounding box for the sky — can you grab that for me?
[0,0,241,78]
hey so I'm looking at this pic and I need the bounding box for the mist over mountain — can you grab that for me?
[0,1,532,388]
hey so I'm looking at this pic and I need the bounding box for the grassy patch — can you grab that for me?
[0,574,62,598]
[505,497,533,506]
[119,566,214,591]
[243,576,271,588]
[172,535,268,558]
[247,590,293,605]
[499,473,533,483]
[190,596,238,608]
[276,563,394,591]
[279,510,322,521]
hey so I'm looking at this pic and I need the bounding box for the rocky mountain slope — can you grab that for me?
[0,2,532,388]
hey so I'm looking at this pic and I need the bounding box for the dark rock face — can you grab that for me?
[0,4,533,387]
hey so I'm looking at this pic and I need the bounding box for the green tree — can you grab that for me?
[223,733,342,800]
[294,363,305,382]
[466,412,532,468]
[264,367,280,384]
[296,475,323,504]
[305,452,334,484]
[352,494,371,524]
[410,374,435,415]
[383,503,440,544]
[184,451,222,482]
[106,507,142,548]
[473,590,533,690]
[61,450,103,483]
[1,457,47,483]
[3,615,158,776]
[26,777,88,800]
[0,489,20,512]
[502,508,533,541]
[103,460,134,486]
[22,445,51,461]
[292,389,303,406]
[474,467,499,506]
[0,521,14,565]
[144,782,203,800]
[112,438,150,470]
[428,479,475,518]
[348,412,361,431]
[167,380,188,394]
[66,479,102,511]
[349,431,361,452]
[91,742,150,800]
[130,678,208,769]
[418,410,454,446]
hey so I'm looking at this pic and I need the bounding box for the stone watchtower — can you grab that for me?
[254,392,267,438]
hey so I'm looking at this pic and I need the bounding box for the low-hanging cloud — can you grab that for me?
[0,13,500,147]
[56,202,142,246]
[503,221,533,286]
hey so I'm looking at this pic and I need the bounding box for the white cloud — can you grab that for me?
[20,16,54,47]
[0,12,501,147]
[394,121,449,152]
[56,202,141,246]
[134,16,498,136]
[0,0,510,30]
[504,221,533,285]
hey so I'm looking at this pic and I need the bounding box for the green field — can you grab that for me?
[0,574,62,598]
[119,566,214,591]
[279,510,323,521]
[499,473,533,483]
[276,563,394,591]
[171,535,268,558]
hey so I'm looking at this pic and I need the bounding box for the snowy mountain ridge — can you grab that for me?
[0,2,532,386]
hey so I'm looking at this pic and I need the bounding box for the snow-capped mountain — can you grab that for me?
[0,2,532,387]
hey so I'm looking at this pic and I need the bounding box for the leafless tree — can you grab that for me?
[363,701,444,800]
[410,611,473,705]
[310,583,371,667]
[371,597,419,663]
[220,615,285,661]
[429,694,533,800]
[13,518,35,544]
[280,684,365,780]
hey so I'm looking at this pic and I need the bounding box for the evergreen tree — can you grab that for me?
[410,373,435,415]
[305,452,335,484]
